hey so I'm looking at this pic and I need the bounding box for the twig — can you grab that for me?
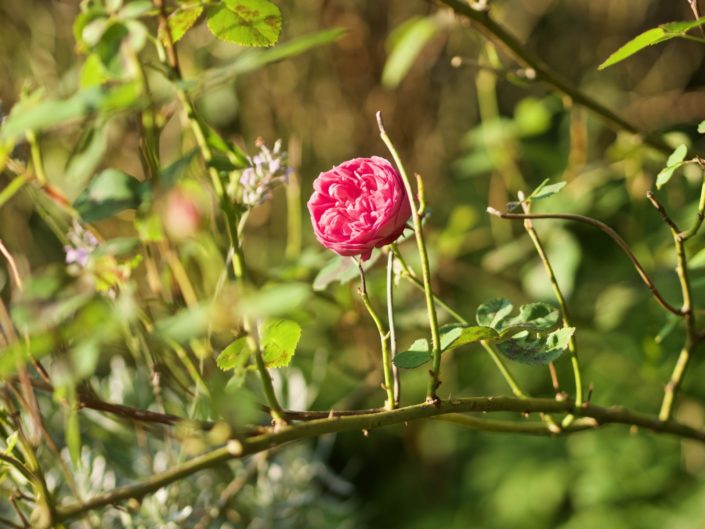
[152,0,285,424]
[517,192,583,414]
[486,208,683,316]
[0,240,23,292]
[435,0,672,155]
[687,0,705,38]
[647,191,699,421]
[390,243,527,397]
[53,396,705,524]
[377,112,442,403]
[386,251,401,405]
[356,259,395,410]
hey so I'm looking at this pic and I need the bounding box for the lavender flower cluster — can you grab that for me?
[240,138,292,207]
[64,221,99,268]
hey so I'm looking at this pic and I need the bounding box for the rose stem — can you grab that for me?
[390,244,527,399]
[154,0,285,424]
[356,259,396,410]
[517,191,583,425]
[386,250,401,406]
[376,111,442,404]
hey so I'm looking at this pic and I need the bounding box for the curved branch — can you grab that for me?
[487,208,683,316]
[436,0,672,155]
[54,396,705,523]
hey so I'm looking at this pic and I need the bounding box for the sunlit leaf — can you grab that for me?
[261,319,301,368]
[206,0,281,47]
[216,336,253,370]
[166,4,204,43]
[656,144,688,189]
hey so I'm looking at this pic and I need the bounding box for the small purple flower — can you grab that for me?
[240,138,292,207]
[64,221,99,268]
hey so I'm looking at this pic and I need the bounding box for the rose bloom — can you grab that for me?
[307,156,411,260]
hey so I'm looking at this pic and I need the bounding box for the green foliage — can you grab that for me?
[74,168,150,221]
[206,0,282,47]
[475,298,572,364]
[382,16,439,88]
[260,318,301,368]
[599,17,705,69]
[167,4,204,43]
[656,144,689,189]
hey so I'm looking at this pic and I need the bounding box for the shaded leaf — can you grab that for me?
[476,298,514,328]
[313,252,381,291]
[496,327,575,365]
[393,338,431,369]
[74,169,150,222]
[439,324,499,351]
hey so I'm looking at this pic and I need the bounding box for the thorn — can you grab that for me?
[362,429,369,437]
[486,206,502,216]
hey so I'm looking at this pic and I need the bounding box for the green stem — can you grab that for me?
[26,131,47,185]
[377,112,442,403]
[487,209,682,316]
[435,0,672,155]
[391,244,526,398]
[386,250,401,405]
[434,413,597,435]
[357,260,395,410]
[54,396,705,523]
[480,341,526,398]
[155,1,283,423]
[681,171,705,241]
[518,196,583,411]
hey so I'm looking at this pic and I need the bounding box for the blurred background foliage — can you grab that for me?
[3,0,705,528]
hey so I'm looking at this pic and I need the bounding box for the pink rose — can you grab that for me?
[307,156,412,260]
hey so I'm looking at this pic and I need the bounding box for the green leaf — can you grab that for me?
[496,327,575,365]
[239,282,311,318]
[118,1,153,19]
[201,28,346,90]
[698,120,705,134]
[509,179,566,210]
[598,27,670,70]
[656,144,689,189]
[260,319,301,368]
[660,16,705,34]
[160,149,198,187]
[439,324,499,352]
[74,169,150,222]
[599,18,705,70]
[382,16,438,88]
[0,84,141,142]
[64,121,110,198]
[167,4,204,43]
[206,0,281,47]
[313,252,381,291]
[393,338,431,369]
[505,302,560,332]
[155,305,210,343]
[476,298,514,329]
[216,336,253,370]
[4,431,18,455]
